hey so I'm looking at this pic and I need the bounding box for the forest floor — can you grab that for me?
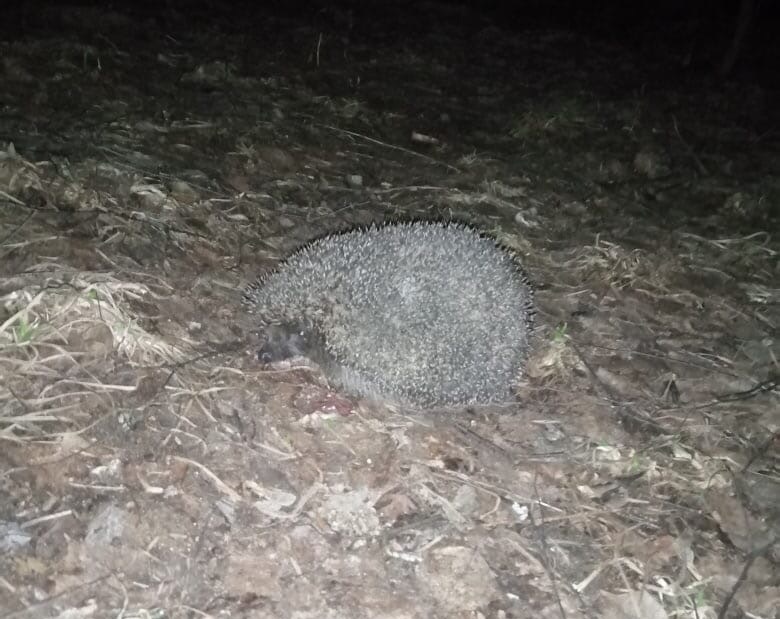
[1,2,778,618]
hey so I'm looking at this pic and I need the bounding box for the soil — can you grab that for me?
[0,2,778,618]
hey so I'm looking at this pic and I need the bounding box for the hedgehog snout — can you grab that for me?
[257,323,312,363]
[258,349,275,363]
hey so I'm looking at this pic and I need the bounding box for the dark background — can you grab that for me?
[4,0,779,86]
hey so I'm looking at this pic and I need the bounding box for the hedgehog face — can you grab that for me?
[257,323,315,363]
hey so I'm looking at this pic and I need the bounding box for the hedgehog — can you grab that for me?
[242,221,534,408]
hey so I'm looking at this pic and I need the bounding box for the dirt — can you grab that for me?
[1,1,778,618]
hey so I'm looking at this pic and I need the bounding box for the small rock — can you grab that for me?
[85,505,128,548]
[417,545,499,613]
[345,174,363,189]
[0,521,32,553]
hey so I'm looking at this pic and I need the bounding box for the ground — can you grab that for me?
[0,2,778,618]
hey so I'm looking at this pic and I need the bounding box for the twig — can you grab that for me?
[672,115,709,176]
[0,209,35,246]
[717,537,778,619]
[317,123,461,173]
[172,456,242,501]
